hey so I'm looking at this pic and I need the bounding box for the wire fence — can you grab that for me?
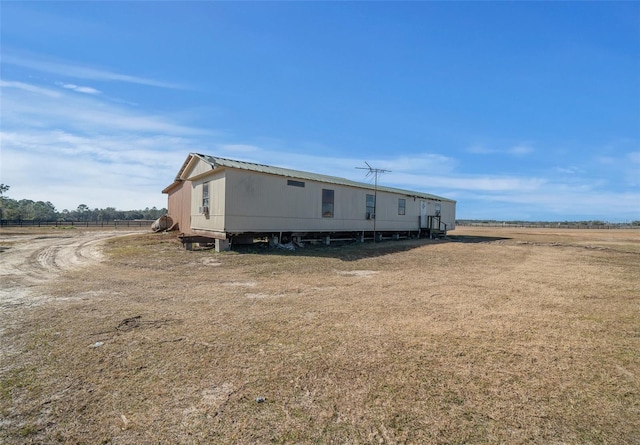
[456,221,639,230]
[0,220,155,228]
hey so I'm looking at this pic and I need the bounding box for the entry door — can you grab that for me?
[420,201,428,228]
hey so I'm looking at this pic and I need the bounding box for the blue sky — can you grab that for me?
[1,2,638,221]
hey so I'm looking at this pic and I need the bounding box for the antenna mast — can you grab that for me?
[356,162,391,242]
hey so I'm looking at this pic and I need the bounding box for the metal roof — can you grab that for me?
[192,153,456,203]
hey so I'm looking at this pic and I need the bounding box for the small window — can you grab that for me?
[435,203,441,216]
[287,179,305,187]
[366,194,375,215]
[322,189,334,218]
[398,198,406,215]
[202,182,210,208]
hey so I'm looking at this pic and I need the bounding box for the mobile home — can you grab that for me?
[163,153,456,250]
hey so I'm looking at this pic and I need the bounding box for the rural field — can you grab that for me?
[0,226,638,444]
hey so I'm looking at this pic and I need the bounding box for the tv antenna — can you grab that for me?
[356,162,391,242]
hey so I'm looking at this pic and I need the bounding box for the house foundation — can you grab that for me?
[215,239,230,252]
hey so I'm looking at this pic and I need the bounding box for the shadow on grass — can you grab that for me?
[446,235,511,244]
[232,234,511,261]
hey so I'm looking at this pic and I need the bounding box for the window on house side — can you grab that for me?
[435,203,441,216]
[322,189,334,218]
[202,182,210,208]
[287,180,305,187]
[398,198,406,215]
[366,194,375,215]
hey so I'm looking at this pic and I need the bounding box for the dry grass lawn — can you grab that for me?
[1,226,639,444]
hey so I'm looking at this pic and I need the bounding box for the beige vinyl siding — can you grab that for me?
[222,169,388,232]
[190,170,226,232]
[185,156,213,178]
[440,201,456,230]
[422,199,455,229]
[223,169,455,233]
[357,193,455,231]
[225,169,331,232]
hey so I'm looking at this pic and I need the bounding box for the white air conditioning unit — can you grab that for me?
[199,206,209,215]
[366,212,375,220]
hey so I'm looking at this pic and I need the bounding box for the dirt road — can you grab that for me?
[0,229,146,311]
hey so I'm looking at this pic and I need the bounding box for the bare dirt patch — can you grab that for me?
[1,227,638,444]
[0,228,144,309]
[0,228,146,363]
[337,269,379,277]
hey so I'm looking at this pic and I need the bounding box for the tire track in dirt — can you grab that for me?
[0,230,143,309]
[0,230,145,360]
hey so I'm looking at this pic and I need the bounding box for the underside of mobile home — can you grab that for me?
[163,153,456,250]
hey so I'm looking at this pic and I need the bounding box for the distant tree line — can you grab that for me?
[457,219,640,227]
[0,184,167,222]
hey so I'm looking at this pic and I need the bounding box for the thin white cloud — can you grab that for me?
[473,189,640,217]
[61,83,101,95]
[3,52,183,89]
[596,156,616,165]
[466,145,496,154]
[553,166,583,175]
[0,131,189,165]
[390,172,546,192]
[466,143,533,156]
[590,150,640,187]
[0,80,61,98]
[509,144,534,155]
[628,152,640,187]
[0,130,189,210]
[375,154,458,174]
[220,144,261,154]
[1,81,207,136]
[0,75,207,210]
